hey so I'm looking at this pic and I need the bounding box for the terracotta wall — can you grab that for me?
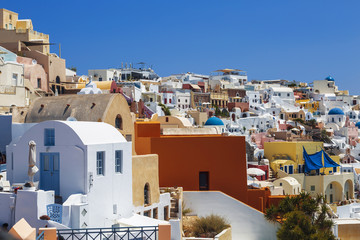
[247,188,271,212]
[134,122,248,203]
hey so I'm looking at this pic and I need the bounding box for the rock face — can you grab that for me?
[246,141,255,162]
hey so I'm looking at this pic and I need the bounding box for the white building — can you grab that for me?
[88,69,121,82]
[175,90,191,110]
[209,69,247,89]
[265,87,295,104]
[5,121,170,229]
[0,46,27,108]
[312,76,338,94]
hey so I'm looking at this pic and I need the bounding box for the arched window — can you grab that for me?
[115,114,123,130]
[144,183,150,205]
[56,76,60,84]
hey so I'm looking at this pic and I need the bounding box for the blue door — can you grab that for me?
[40,153,60,195]
[289,165,294,174]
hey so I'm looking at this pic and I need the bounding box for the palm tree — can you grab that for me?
[265,193,335,240]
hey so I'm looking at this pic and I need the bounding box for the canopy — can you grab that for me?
[303,147,323,173]
[323,150,340,168]
[214,68,243,73]
[303,147,339,173]
[247,168,265,176]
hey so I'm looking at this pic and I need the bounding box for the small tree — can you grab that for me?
[214,106,221,117]
[69,66,77,72]
[221,108,230,117]
[265,192,335,240]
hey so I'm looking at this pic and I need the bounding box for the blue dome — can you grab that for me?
[328,108,344,115]
[205,117,224,126]
[356,122,360,129]
[325,76,335,81]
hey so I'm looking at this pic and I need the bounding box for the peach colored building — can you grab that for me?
[0,9,50,54]
[17,56,48,92]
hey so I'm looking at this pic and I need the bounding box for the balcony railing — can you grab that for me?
[57,226,158,240]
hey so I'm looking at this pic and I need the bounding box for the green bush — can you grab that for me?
[192,214,230,238]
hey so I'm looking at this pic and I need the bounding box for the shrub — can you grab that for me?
[192,214,230,238]
[182,201,192,216]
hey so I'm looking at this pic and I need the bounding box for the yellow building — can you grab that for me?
[296,99,319,113]
[0,9,50,54]
[264,141,340,175]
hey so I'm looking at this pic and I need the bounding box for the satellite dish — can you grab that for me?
[66,117,77,121]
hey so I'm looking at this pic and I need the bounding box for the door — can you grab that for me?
[40,153,60,195]
[330,194,333,203]
[199,172,209,190]
[289,165,293,174]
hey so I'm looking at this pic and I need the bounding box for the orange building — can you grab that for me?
[135,121,250,204]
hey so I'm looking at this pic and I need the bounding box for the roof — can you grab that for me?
[117,214,169,227]
[25,94,124,123]
[275,177,300,186]
[214,68,243,73]
[59,121,126,144]
[270,87,293,92]
[205,117,224,126]
[325,76,335,81]
[328,108,345,115]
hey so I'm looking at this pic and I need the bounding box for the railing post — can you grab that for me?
[141,227,143,240]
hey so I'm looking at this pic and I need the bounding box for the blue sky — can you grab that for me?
[3,1,360,93]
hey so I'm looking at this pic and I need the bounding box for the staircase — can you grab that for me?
[143,105,155,119]
[269,168,276,180]
[170,198,179,219]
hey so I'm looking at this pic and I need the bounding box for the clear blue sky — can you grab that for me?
[3,1,360,94]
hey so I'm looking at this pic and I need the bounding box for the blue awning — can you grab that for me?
[303,147,323,173]
[322,150,340,168]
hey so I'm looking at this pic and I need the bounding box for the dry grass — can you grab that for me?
[191,214,230,238]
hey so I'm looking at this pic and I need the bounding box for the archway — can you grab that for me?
[325,181,343,203]
[144,183,150,205]
[115,114,123,130]
[344,179,354,200]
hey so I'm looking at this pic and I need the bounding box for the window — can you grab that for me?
[311,185,315,191]
[153,208,158,219]
[115,114,123,130]
[178,99,180,103]
[44,128,55,146]
[185,99,188,103]
[333,167,337,173]
[99,77,102,81]
[287,93,290,97]
[330,184,333,189]
[143,210,151,217]
[169,99,172,103]
[144,183,151,205]
[96,151,105,176]
[12,73,18,86]
[115,150,122,173]
[164,98,167,104]
[37,78,41,88]
[164,206,169,221]
[279,182,283,186]
[166,117,169,122]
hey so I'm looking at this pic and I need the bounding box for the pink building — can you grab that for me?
[17,56,48,92]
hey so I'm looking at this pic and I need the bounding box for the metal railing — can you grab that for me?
[36,231,45,240]
[57,226,158,240]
